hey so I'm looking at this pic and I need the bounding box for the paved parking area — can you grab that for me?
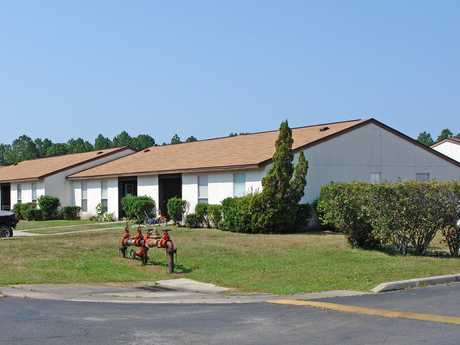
[0,284,459,345]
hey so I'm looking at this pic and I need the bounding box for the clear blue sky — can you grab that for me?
[1,1,459,144]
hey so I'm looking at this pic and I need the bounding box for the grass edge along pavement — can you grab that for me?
[1,224,460,295]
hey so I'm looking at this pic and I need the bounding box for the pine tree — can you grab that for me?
[289,152,308,203]
[251,120,309,233]
[94,134,112,150]
[437,128,453,142]
[170,134,181,144]
[417,131,434,146]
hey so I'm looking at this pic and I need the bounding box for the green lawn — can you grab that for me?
[1,226,460,294]
[22,223,123,234]
[16,219,100,230]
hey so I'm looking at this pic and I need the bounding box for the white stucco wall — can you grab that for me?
[43,149,133,208]
[107,178,119,219]
[181,170,263,214]
[138,175,159,214]
[182,174,198,214]
[432,141,460,163]
[9,181,45,207]
[297,122,460,202]
[72,178,118,219]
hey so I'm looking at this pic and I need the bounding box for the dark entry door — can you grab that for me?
[159,174,182,218]
[0,184,11,211]
[118,177,138,218]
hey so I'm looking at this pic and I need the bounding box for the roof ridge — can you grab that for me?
[140,118,364,151]
[7,146,128,165]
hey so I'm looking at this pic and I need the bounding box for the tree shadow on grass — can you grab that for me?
[146,259,192,274]
[368,245,457,259]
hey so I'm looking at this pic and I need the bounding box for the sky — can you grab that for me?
[0,1,459,145]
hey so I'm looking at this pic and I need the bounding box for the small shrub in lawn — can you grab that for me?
[60,206,81,220]
[24,208,43,221]
[195,203,209,227]
[167,197,187,225]
[207,204,223,228]
[185,213,200,228]
[122,195,156,224]
[38,195,60,220]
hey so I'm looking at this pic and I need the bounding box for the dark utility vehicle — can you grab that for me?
[0,211,18,238]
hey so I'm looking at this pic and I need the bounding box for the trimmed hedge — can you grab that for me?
[221,195,254,233]
[317,183,377,249]
[195,203,210,228]
[318,181,460,255]
[13,197,81,221]
[38,195,60,220]
[60,206,81,220]
[185,213,200,228]
[122,195,156,224]
[167,197,187,225]
[208,204,223,228]
[13,202,36,220]
[25,208,43,221]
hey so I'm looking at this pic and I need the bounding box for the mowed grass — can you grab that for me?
[1,226,460,294]
[16,219,99,230]
[23,223,122,234]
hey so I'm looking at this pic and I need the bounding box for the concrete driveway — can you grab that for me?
[1,283,460,345]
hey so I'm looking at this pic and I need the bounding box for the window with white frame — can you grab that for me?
[81,181,88,212]
[370,172,381,184]
[101,180,108,212]
[31,183,37,203]
[233,173,246,197]
[17,184,22,204]
[71,182,77,206]
[198,175,208,204]
[416,173,430,182]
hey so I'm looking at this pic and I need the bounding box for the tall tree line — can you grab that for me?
[0,132,200,166]
[417,128,460,147]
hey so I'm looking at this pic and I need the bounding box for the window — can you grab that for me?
[370,172,381,184]
[233,173,246,197]
[17,184,22,204]
[198,175,208,204]
[81,181,88,212]
[31,183,37,203]
[416,173,430,182]
[71,182,77,206]
[101,180,108,212]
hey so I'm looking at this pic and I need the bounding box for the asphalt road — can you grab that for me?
[1,284,460,345]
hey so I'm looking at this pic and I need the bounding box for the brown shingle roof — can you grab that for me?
[431,137,460,148]
[69,119,366,179]
[0,147,131,183]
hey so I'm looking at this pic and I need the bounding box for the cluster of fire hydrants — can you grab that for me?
[119,224,177,273]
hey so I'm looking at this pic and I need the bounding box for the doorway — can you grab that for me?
[0,183,11,211]
[118,177,138,218]
[159,174,182,218]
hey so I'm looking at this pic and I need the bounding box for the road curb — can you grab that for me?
[372,274,460,293]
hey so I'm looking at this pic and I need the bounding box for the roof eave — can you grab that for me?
[67,163,261,180]
[0,177,42,184]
